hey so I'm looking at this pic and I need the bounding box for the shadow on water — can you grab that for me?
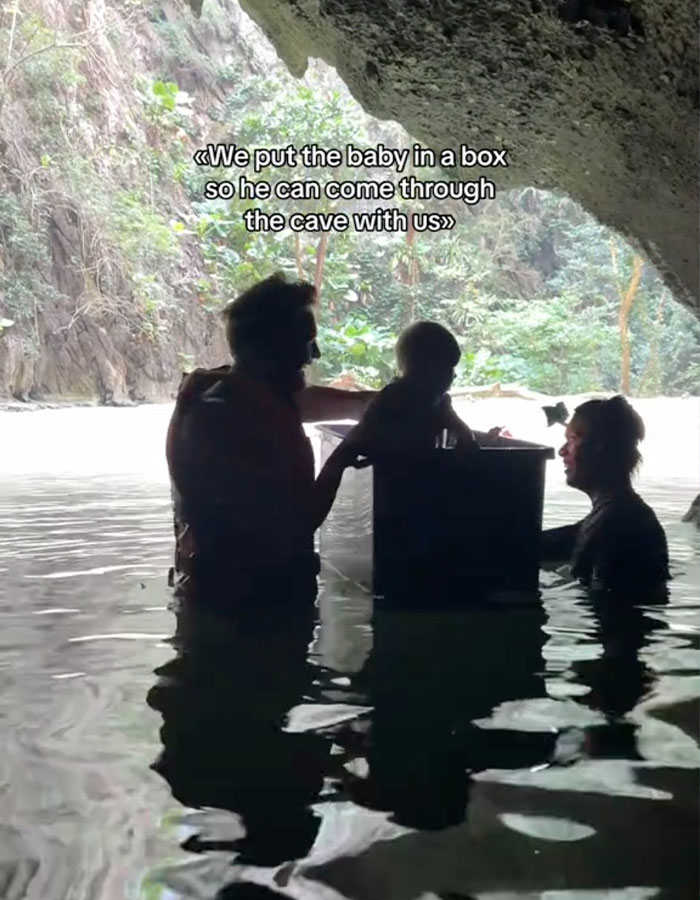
[294,589,697,900]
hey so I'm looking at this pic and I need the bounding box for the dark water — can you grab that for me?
[0,406,698,899]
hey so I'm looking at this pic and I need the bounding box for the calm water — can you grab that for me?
[0,399,698,900]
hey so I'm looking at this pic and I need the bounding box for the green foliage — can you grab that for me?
[455,347,504,387]
[109,190,180,270]
[190,200,294,308]
[464,293,620,393]
[7,13,85,128]
[153,12,240,85]
[183,61,700,395]
[631,293,700,395]
[136,78,194,130]
[0,3,697,396]
[314,319,397,387]
[0,193,64,337]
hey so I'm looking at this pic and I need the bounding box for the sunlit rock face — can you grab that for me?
[192,0,698,313]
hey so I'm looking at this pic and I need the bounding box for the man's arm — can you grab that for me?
[313,451,348,531]
[296,385,377,423]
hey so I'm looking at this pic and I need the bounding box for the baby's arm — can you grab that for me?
[440,400,478,450]
[348,392,387,461]
[471,426,510,447]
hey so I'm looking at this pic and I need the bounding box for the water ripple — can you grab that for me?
[0,404,697,899]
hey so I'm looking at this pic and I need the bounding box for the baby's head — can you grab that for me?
[396,321,461,398]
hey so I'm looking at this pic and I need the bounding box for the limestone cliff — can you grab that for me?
[0,0,255,403]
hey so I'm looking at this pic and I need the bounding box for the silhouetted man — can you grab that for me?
[166,273,373,602]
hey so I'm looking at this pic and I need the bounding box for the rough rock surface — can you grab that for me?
[211,0,698,313]
[0,0,235,404]
[0,192,228,405]
[0,313,228,406]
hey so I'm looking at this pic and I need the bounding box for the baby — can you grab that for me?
[356,321,478,462]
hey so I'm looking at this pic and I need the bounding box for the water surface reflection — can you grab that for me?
[146,575,698,899]
[0,403,697,899]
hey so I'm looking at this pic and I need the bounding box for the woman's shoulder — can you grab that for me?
[592,490,667,556]
[575,490,669,588]
[602,490,663,527]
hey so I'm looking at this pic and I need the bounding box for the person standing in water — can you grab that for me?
[166,273,373,601]
[541,395,669,592]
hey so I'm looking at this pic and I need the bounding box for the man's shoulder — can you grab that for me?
[175,366,231,407]
[178,367,262,414]
[173,368,245,443]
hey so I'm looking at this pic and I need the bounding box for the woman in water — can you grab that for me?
[541,395,669,592]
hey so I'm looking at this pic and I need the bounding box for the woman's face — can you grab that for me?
[561,402,640,494]
[559,415,593,491]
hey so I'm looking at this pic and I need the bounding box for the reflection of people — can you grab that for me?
[166,274,373,598]
[541,395,669,592]
[341,607,554,831]
[358,321,478,461]
[571,595,668,760]
[147,592,330,866]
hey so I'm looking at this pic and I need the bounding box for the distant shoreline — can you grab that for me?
[0,397,171,413]
[1,399,110,413]
[1,389,697,413]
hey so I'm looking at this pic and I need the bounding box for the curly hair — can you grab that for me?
[221,273,316,360]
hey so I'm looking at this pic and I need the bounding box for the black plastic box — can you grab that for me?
[318,424,554,603]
